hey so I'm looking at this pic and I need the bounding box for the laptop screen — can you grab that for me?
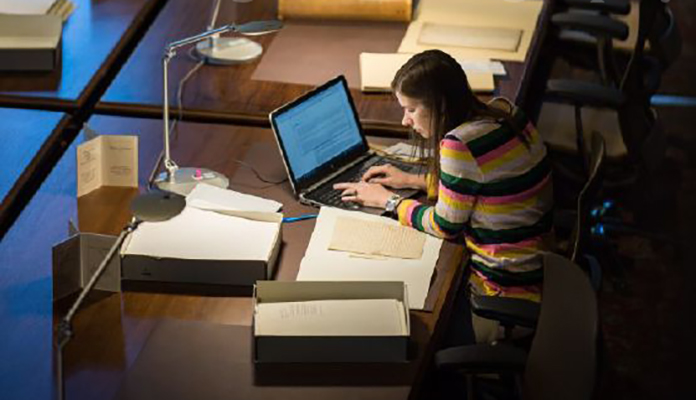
[270,76,368,192]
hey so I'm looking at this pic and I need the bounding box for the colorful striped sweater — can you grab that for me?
[396,99,553,302]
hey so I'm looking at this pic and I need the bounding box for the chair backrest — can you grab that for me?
[522,253,599,400]
[617,0,664,165]
[647,5,682,71]
[571,131,606,263]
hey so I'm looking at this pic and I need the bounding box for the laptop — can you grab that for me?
[269,75,421,210]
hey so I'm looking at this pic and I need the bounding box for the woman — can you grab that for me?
[334,50,553,310]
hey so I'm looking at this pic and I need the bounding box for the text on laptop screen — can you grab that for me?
[273,80,363,180]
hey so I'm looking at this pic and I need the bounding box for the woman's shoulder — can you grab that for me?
[446,118,501,145]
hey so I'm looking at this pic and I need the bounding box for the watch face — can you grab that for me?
[386,195,400,212]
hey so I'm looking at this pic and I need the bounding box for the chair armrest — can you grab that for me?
[552,12,629,40]
[562,0,631,15]
[470,295,540,329]
[546,79,625,108]
[435,344,528,373]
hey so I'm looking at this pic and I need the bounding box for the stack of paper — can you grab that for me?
[360,52,502,92]
[120,185,283,285]
[0,0,76,21]
[296,207,443,310]
[122,207,280,261]
[255,299,407,336]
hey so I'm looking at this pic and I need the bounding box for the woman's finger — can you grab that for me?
[362,165,389,181]
[333,182,354,190]
[341,195,362,204]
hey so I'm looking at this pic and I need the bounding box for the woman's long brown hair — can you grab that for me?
[391,50,527,183]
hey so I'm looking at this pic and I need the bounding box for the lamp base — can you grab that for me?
[155,167,229,196]
[194,37,263,65]
[130,191,186,222]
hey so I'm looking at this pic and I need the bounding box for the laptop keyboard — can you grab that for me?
[307,158,421,209]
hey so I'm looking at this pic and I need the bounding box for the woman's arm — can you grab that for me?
[396,135,482,239]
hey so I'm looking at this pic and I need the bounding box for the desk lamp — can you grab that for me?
[152,19,282,199]
[194,0,267,64]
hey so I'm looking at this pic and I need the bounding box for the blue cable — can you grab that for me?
[282,214,319,223]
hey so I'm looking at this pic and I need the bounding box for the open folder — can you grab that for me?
[296,207,442,310]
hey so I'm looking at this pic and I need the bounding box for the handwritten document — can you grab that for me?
[255,299,407,336]
[329,216,426,259]
[77,135,138,197]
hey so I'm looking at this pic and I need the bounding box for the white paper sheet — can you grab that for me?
[186,183,283,213]
[121,207,280,261]
[296,207,442,310]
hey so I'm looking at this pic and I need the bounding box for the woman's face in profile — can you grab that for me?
[395,91,431,138]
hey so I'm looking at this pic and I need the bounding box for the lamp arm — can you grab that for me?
[55,218,141,400]
[165,24,239,54]
[159,19,281,184]
[162,54,176,181]
[206,0,223,31]
[160,23,239,183]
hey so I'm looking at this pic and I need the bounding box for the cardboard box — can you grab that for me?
[52,232,121,301]
[0,14,62,71]
[253,281,410,363]
[120,210,282,287]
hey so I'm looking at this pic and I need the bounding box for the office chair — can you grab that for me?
[538,0,678,179]
[550,8,630,88]
[547,0,632,89]
[435,253,599,400]
[557,0,630,15]
[468,132,605,338]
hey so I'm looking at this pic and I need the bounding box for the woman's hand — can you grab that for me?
[362,165,426,190]
[333,181,394,209]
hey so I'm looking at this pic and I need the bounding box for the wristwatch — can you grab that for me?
[384,194,403,215]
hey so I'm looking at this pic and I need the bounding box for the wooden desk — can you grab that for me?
[0,108,71,236]
[97,0,551,135]
[0,0,165,113]
[0,115,463,400]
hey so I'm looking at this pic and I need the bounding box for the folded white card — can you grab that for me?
[76,135,138,197]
